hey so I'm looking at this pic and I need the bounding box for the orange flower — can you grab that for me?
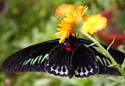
[76,5,88,17]
[55,4,75,17]
[63,5,88,25]
[56,20,73,43]
[55,4,107,43]
[56,5,89,43]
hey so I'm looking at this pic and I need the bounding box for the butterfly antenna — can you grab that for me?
[107,37,115,50]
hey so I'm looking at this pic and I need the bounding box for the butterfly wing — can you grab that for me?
[103,46,125,64]
[79,38,125,75]
[45,42,99,78]
[1,39,59,73]
[93,48,125,75]
[80,38,125,64]
[45,44,70,77]
[72,44,99,77]
[79,38,93,45]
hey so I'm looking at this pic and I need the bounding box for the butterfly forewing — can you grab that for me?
[1,40,59,73]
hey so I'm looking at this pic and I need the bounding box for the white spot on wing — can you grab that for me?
[89,66,93,73]
[59,66,64,75]
[75,67,79,75]
[64,65,68,75]
[47,63,49,66]
[50,67,54,71]
[95,65,98,69]
[89,68,93,73]
[80,68,84,76]
[54,66,59,74]
[84,67,89,75]
[60,71,64,75]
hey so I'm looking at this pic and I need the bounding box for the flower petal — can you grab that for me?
[82,14,107,34]
[76,5,88,17]
[55,4,75,17]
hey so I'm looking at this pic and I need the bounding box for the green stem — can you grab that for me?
[81,30,125,77]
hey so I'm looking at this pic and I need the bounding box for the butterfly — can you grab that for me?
[1,35,125,78]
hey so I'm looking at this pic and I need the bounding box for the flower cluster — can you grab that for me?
[55,4,107,43]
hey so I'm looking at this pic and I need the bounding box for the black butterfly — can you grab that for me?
[1,35,125,78]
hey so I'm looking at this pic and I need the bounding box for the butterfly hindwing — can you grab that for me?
[93,48,124,75]
[72,44,99,77]
[1,40,59,73]
[79,39,125,75]
[45,44,70,76]
[45,42,99,78]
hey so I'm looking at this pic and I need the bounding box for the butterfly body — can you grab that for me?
[1,35,125,78]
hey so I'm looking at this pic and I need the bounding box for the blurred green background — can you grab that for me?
[0,0,125,86]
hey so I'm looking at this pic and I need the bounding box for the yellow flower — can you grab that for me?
[82,14,107,34]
